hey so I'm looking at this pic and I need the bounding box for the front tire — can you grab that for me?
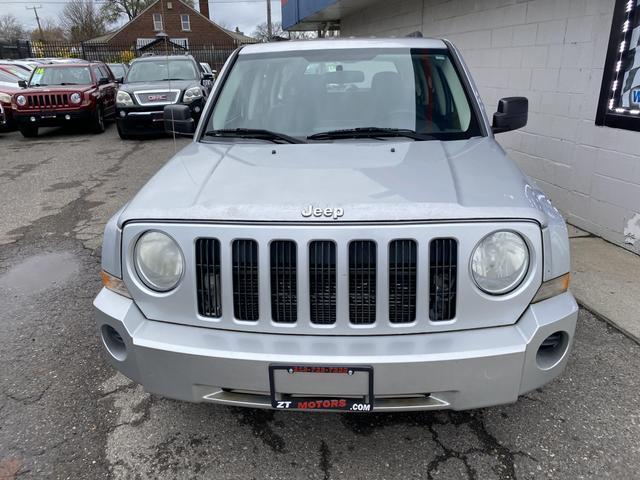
[92,107,105,133]
[19,125,38,137]
[117,122,132,140]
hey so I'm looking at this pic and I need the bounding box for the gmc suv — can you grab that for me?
[115,54,212,139]
[94,38,577,412]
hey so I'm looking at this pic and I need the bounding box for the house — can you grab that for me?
[87,0,254,49]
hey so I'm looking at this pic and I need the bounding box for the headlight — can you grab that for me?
[16,95,26,106]
[183,86,202,103]
[70,92,82,104]
[134,231,184,292]
[0,93,10,103]
[116,90,134,106]
[471,231,529,295]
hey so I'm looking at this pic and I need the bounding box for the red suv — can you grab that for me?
[12,61,117,137]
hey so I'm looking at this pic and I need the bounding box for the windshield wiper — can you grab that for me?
[59,82,79,85]
[30,83,47,87]
[203,128,305,144]
[307,127,435,141]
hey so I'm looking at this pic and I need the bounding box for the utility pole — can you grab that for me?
[266,0,272,40]
[26,5,44,41]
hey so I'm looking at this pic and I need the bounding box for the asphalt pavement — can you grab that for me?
[1,125,639,479]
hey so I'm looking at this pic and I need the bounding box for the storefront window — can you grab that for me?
[596,0,640,131]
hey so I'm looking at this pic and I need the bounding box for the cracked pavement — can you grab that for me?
[1,125,639,479]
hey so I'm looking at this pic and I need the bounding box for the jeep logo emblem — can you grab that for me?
[301,205,344,220]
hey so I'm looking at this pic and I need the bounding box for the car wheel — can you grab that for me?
[19,125,38,137]
[117,123,132,140]
[92,107,106,133]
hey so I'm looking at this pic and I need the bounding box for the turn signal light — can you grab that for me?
[531,273,570,303]
[101,270,132,298]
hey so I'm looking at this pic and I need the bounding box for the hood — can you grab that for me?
[119,137,552,225]
[120,80,198,93]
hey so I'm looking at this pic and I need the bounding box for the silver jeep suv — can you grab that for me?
[94,38,577,412]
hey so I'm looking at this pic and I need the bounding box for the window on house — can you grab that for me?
[181,14,190,31]
[153,13,163,31]
[596,0,640,132]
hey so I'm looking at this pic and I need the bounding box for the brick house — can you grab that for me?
[88,0,253,49]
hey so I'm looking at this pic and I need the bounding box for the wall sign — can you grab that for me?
[596,0,640,131]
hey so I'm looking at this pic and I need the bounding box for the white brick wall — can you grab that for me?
[341,0,640,254]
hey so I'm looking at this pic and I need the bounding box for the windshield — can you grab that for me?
[28,66,91,86]
[108,64,126,78]
[126,59,198,82]
[207,48,482,140]
[0,70,19,83]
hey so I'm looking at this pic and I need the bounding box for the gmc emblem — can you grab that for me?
[148,94,167,101]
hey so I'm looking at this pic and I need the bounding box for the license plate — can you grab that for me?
[41,112,56,119]
[268,365,374,412]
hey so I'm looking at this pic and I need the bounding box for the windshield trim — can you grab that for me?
[198,46,486,144]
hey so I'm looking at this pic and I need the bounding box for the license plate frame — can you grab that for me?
[268,365,374,412]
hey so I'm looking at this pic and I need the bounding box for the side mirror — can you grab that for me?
[203,72,214,81]
[98,77,109,85]
[164,104,195,136]
[116,76,124,84]
[492,97,528,134]
[18,80,27,88]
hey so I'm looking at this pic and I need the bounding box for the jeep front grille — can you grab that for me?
[232,239,259,321]
[349,240,376,325]
[195,237,458,326]
[429,238,457,321]
[25,93,70,108]
[309,241,337,325]
[270,240,297,323]
[195,238,222,318]
[388,239,417,324]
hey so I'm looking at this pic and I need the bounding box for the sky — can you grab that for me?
[2,0,282,37]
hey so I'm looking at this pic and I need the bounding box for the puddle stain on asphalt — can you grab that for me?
[0,252,80,294]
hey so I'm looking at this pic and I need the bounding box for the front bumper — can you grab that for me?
[14,108,93,127]
[94,290,578,411]
[116,99,204,135]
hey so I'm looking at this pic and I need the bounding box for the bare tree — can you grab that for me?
[0,14,26,42]
[60,0,108,42]
[32,18,67,42]
[252,21,316,42]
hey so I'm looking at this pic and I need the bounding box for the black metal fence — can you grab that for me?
[0,40,243,71]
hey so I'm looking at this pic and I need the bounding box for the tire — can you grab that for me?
[117,123,132,140]
[92,107,105,133]
[19,125,38,137]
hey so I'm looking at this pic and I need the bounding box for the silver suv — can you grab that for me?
[94,38,577,412]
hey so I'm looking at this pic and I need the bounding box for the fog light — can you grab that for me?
[30,116,36,122]
[536,331,569,370]
[65,114,71,120]
[194,106,201,113]
[101,324,127,361]
[119,110,125,118]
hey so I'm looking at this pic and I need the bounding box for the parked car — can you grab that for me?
[0,83,19,130]
[107,62,129,82]
[115,54,213,139]
[11,61,117,137]
[0,64,31,81]
[0,59,37,72]
[95,38,576,413]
